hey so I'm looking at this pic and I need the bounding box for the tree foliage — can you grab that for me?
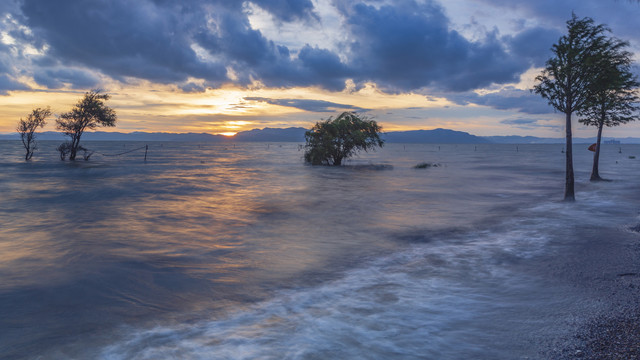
[578,37,639,180]
[16,107,51,161]
[578,38,639,128]
[533,15,610,114]
[304,112,384,166]
[533,14,611,201]
[56,90,116,160]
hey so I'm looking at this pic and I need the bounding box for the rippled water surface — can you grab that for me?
[1,141,639,359]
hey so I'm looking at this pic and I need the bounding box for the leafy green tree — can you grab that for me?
[16,107,51,161]
[304,112,384,166]
[56,90,116,160]
[533,14,610,201]
[578,39,639,181]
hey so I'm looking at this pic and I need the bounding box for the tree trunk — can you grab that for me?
[564,111,575,201]
[70,134,80,161]
[25,143,32,161]
[590,122,604,181]
[23,133,33,161]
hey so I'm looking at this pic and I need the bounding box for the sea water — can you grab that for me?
[1,141,639,359]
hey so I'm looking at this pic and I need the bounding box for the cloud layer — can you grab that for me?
[244,97,366,112]
[0,0,637,122]
[9,0,566,93]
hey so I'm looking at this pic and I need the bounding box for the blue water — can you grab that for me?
[1,141,639,359]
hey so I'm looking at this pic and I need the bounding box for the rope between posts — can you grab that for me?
[99,145,147,156]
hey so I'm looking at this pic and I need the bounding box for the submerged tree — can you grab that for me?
[304,112,384,166]
[533,14,611,201]
[56,90,116,160]
[578,39,639,181]
[16,107,51,161]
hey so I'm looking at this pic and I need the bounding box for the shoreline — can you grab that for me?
[541,221,640,359]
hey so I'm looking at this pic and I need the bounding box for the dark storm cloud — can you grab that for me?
[342,0,528,92]
[244,97,366,112]
[0,19,31,93]
[31,55,58,67]
[504,27,562,67]
[449,87,552,115]
[32,71,63,89]
[33,68,100,89]
[251,0,318,22]
[192,9,348,90]
[0,74,29,95]
[20,0,227,83]
[477,0,640,41]
[192,10,300,87]
[13,0,602,115]
[0,43,10,74]
[0,0,21,16]
[193,10,272,69]
[15,0,549,94]
[295,45,351,90]
[17,0,338,91]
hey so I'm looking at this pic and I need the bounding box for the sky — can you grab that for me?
[0,0,639,137]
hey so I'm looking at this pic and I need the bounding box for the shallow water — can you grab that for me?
[1,140,639,359]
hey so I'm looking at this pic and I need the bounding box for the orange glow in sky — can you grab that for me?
[0,82,460,135]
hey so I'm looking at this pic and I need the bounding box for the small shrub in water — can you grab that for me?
[304,112,384,166]
[79,146,94,161]
[57,142,72,160]
[414,162,439,169]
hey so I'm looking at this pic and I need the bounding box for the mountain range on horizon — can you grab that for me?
[1,127,638,144]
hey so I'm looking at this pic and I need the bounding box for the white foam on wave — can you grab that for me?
[100,209,575,360]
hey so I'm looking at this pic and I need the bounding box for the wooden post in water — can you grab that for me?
[144,144,148,162]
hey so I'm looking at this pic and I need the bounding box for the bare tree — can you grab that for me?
[16,107,51,161]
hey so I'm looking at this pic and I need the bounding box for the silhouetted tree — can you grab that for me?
[16,107,51,161]
[578,38,639,181]
[533,14,610,201]
[304,112,384,166]
[56,90,116,160]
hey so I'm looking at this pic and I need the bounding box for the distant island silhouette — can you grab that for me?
[0,127,636,144]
